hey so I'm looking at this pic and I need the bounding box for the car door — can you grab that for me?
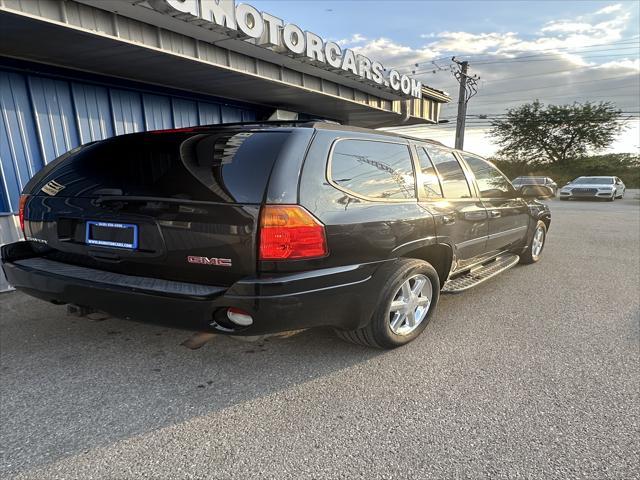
[615,177,625,197]
[416,145,488,270]
[459,153,529,254]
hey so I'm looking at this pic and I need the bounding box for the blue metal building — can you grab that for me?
[0,0,448,216]
[0,59,260,214]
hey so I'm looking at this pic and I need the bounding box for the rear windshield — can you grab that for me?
[523,177,545,184]
[56,131,289,203]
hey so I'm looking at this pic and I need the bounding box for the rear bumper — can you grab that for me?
[1,241,386,335]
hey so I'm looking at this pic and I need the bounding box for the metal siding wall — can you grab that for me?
[71,83,114,143]
[0,67,258,213]
[198,102,221,125]
[28,76,80,163]
[221,105,242,123]
[242,110,257,122]
[172,98,198,128]
[0,71,43,212]
[143,94,173,131]
[110,89,144,135]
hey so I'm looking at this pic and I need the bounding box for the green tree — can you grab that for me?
[488,100,624,165]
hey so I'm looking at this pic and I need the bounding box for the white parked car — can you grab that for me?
[559,176,625,201]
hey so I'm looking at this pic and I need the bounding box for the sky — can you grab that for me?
[251,0,640,157]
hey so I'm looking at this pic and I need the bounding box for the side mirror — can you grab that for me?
[521,185,554,199]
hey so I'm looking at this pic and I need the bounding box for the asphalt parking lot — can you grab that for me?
[1,192,639,479]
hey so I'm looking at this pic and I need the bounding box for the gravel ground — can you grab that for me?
[1,194,638,479]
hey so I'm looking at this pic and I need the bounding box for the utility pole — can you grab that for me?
[454,60,469,150]
[452,57,479,150]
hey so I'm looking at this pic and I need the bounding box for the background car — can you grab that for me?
[512,176,558,195]
[559,176,625,201]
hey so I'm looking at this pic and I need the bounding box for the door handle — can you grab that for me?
[489,210,502,218]
[442,215,456,225]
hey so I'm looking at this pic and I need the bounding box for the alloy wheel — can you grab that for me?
[388,274,433,336]
[531,225,545,258]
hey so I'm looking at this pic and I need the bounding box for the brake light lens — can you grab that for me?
[18,194,29,234]
[259,205,328,260]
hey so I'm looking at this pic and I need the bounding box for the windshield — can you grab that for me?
[572,177,614,185]
[517,177,545,184]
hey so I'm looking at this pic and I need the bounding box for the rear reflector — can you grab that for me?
[259,205,328,260]
[18,194,29,234]
[227,307,254,327]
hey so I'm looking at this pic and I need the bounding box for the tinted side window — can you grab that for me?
[183,131,288,203]
[462,154,514,198]
[425,146,471,199]
[330,139,416,200]
[416,147,443,198]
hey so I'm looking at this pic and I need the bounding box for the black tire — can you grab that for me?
[334,258,440,349]
[607,195,615,202]
[519,220,547,264]
[560,197,568,201]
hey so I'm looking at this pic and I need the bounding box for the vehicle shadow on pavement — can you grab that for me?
[0,291,382,477]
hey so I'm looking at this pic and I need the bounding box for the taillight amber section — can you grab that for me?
[18,194,29,234]
[259,205,328,260]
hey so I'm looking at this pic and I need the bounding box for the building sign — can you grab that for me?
[150,0,422,99]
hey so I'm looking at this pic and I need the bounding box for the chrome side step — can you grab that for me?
[442,253,520,293]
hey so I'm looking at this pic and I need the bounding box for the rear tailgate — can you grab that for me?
[22,129,293,286]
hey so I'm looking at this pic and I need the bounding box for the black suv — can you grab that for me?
[1,121,551,348]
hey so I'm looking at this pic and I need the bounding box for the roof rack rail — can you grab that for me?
[146,119,341,134]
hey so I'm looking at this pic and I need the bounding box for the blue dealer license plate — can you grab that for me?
[85,221,138,250]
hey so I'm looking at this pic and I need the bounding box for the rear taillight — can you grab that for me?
[259,205,328,260]
[18,194,30,234]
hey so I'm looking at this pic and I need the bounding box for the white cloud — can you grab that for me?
[595,4,623,15]
[541,21,596,34]
[428,31,520,54]
[421,7,631,57]
[336,33,367,46]
[376,2,638,155]
[351,37,441,70]
[597,58,640,71]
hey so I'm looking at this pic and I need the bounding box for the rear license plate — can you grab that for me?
[85,221,138,249]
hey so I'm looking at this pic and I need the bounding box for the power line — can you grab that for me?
[447,42,640,64]
[408,52,638,77]
[389,37,640,71]
[438,111,640,121]
[418,114,640,124]
[471,92,640,105]
[479,64,640,84]
[470,52,639,66]
[471,76,638,98]
[462,110,640,117]
[412,118,640,130]
[394,115,640,132]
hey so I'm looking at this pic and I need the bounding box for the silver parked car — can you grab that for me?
[559,176,625,201]
[512,176,558,195]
